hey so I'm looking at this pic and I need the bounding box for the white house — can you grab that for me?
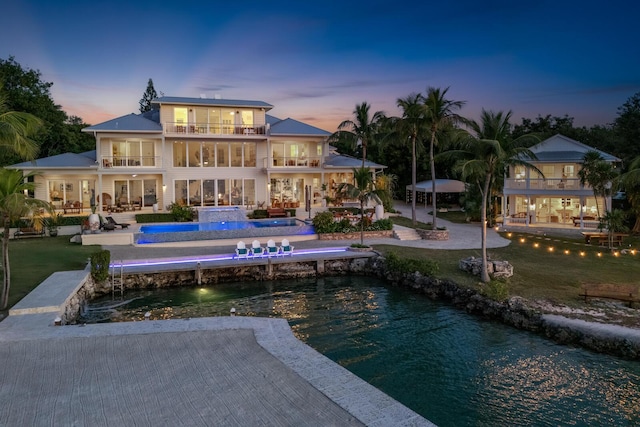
[503,134,621,228]
[11,96,385,214]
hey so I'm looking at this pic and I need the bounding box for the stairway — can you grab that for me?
[392,226,422,241]
[107,211,137,225]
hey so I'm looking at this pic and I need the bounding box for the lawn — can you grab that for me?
[3,236,99,311]
[374,229,640,307]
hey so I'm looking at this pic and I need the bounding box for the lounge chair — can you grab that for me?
[235,241,249,259]
[99,216,115,232]
[266,239,279,257]
[105,216,130,229]
[280,238,294,256]
[251,240,265,257]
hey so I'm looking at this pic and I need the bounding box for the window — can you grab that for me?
[112,139,154,166]
[217,143,229,167]
[173,142,186,167]
[188,142,201,167]
[174,108,188,125]
[244,143,256,167]
[230,142,243,167]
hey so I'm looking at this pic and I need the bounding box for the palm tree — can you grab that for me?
[423,87,465,229]
[578,151,618,217]
[330,102,385,167]
[336,167,384,245]
[396,93,426,225]
[0,169,47,309]
[0,91,40,160]
[454,110,539,283]
[618,156,640,233]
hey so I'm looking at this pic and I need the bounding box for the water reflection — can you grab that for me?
[82,277,640,427]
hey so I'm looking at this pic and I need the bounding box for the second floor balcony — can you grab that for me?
[505,177,589,191]
[265,155,322,168]
[102,155,161,168]
[165,122,267,136]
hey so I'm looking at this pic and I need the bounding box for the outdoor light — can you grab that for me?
[580,251,586,257]
[613,251,619,257]
[564,250,570,255]
[520,238,525,243]
[507,233,512,238]
[534,243,539,248]
[548,247,554,252]
[54,316,62,326]
[230,307,236,316]
[144,311,151,320]
[597,252,602,257]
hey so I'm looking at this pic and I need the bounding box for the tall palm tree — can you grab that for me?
[396,93,426,225]
[336,167,384,246]
[423,87,465,229]
[454,110,539,283]
[331,102,385,167]
[578,151,618,217]
[0,169,47,309]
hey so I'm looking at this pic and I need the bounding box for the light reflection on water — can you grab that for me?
[82,276,640,427]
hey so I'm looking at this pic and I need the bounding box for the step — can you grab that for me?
[393,228,422,241]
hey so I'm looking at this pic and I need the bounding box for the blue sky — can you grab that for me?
[2,1,639,132]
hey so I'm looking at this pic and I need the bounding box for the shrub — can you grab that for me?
[250,209,268,219]
[312,211,337,233]
[90,249,110,283]
[167,202,195,222]
[482,279,509,301]
[384,251,439,276]
[135,213,174,223]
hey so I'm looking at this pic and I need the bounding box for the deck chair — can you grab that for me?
[251,240,265,257]
[99,216,115,231]
[266,239,279,257]
[280,238,294,256]
[105,216,129,229]
[235,241,249,259]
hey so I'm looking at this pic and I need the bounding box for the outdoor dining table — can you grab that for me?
[581,231,628,245]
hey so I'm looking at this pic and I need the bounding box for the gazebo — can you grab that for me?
[405,179,466,206]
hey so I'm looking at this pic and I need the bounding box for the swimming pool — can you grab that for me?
[135,218,315,244]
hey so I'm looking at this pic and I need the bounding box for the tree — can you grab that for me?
[330,102,385,167]
[577,151,618,218]
[613,92,640,164]
[139,78,158,113]
[0,169,47,309]
[618,156,640,233]
[423,87,465,229]
[336,167,384,246]
[396,93,426,225]
[453,110,539,282]
[0,91,41,159]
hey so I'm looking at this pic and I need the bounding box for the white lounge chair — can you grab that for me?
[235,241,249,259]
[280,238,294,256]
[266,239,279,257]
[251,239,265,257]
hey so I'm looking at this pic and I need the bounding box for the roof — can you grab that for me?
[10,151,97,169]
[82,113,162,133]
[152,96,273,110]
[527,134,620,162]
[406,179,466,193]
[267,115,330,136]
[324,153,386,169]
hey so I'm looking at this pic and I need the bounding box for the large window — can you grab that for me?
[173,142,256,168]
[112,140,155,167]
[175,178,254,207]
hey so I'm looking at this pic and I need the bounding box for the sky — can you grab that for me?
[2,0,639,132]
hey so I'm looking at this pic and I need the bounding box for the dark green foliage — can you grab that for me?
[167,202,195,222]
[248,209,268,219]
[135,213,174,223]
[384,251,439,276]
[481,280,509,302]
[90,250,110,283]
[139,78,158,113]
[312,211,337,233]
[312,211,393,234]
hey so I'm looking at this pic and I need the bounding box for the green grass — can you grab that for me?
[374,230,640,307]
[4,237,98,310]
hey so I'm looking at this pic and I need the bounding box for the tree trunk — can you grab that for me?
[480,175,492,283]
[430,131,437,229]
[1,223,11,310]
[411,134,417,225]
[360,199,365,246]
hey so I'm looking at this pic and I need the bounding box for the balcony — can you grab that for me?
[165,122,267,136]
[101,156,160,168]
[266,156,322,168]
[504,178,587,191]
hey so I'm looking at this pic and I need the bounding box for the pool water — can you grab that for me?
[83,277,640,426]
[139,219,298,233]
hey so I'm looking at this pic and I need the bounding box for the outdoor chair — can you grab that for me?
[251,240,265,257]
[235,241,249,259]
[266,239,279,257]
[105,216,130,229]
[279,238,294,256]
[99,216,115,232]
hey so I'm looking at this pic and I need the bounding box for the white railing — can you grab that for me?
[505,178,585,190]
[264,156,322,168]
[101,156,160,168]
[165,122,267,136]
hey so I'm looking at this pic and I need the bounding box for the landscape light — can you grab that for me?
[580,251,586,257]
[597,252,602,257]
[520,238,525,243]
[533,243,539,248]
[564,250,570,255]
[548,247,554,252]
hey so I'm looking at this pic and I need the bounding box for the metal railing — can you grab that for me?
[265,156,322,168]
[165,122,267,136]
[504,178,585,190]
[101,156,160,168]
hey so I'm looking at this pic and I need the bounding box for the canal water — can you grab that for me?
[83,276,640,426]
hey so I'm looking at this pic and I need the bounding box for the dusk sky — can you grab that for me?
[2,1,639,132]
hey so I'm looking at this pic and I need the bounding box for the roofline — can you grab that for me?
[152,97,274,110]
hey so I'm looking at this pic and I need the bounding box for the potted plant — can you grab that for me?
[152,196,159,213]
[89,205,100,233]
[46,211,64,237]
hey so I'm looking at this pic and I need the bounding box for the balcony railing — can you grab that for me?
[265,156,322,168]
[504,178,587,190]
[101,156,160,168]
[165,122,267,136]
